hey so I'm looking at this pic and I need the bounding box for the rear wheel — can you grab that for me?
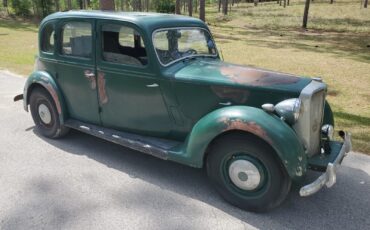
[206,133,291,212]
[29,87,69,138]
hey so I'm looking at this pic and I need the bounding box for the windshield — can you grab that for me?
[153,28,218,66]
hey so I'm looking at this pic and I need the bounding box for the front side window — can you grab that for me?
[41,23,55,53]
[102,24,147,66]
[153,28,217,66]
[61,22,92,58]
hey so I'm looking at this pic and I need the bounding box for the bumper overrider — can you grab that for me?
[299,131,352,197]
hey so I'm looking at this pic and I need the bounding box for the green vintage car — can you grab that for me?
[14,11,352,212]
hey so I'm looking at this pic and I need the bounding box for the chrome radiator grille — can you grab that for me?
[293,81,327,157]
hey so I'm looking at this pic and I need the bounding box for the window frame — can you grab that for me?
[97,20,150,69]
[57,19,94,61]
[40,21,56,55]
[152,27,219,67]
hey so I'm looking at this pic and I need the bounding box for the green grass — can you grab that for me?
[0,18,38,75]
[0,0,369,153]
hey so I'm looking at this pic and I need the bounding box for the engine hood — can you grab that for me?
[174,59,312,93]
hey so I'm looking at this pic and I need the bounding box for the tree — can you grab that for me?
[302,0,310,29]
[199,0,205,21]
[55,0,60,11]
[188,0,192,16]
[365,0,368,8]
[175,0,181,14]
[66,0,72,10]
[100,0,115,10]
[222,0,228,15]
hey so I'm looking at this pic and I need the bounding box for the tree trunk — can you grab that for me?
[194,0,198,13]
[222,0,228,15]
[364,0,368,8]
[55,0,60,11]
[218,0,221,12]
[175,0,181,14]
[283,0,286,7]
[287,0,290,5]
[302,0,310,29]
[199,0,205,21]
[188,0,192,16]
[67,0,72,10]
[100,0,115,10]
[330,0,333,4]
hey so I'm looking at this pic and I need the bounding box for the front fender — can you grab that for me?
[168,106,306,181]
[23,71,66,124]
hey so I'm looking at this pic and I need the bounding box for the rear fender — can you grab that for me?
[23,71,66,124]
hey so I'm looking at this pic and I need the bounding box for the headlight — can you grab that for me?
[274,98,302,124]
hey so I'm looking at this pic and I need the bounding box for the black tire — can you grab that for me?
[29,87,69,138]
[206,133,291,212]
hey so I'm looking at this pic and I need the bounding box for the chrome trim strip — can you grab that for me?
[299,132,352,197]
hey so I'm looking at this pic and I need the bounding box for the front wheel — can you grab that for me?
[29,87,69,138]
[206,133,291,212]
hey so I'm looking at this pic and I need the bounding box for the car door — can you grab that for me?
[96,20,172,137]
[55,19,101,124]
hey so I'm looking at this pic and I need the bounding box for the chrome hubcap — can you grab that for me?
[228,159,261,190]
[38,104,52,124]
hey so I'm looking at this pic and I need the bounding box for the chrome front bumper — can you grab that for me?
[299,132,352,197]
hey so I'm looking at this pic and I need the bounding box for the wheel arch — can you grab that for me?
[204,130,282,169]
[168,106,307,181]
[24,71,67,124]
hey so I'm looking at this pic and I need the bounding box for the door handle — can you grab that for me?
[84,70,96,90]
[146,83,159,88]
[219,102,232,106]
[84,72,95,78]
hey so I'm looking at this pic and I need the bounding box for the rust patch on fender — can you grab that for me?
[211,86,250,104]
[220,65,300,86]
[221,117,273,145]
[97,72,108,105]
[43,82,62,115]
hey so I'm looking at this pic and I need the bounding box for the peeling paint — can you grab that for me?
[211,86,250,104]
[43,82,62,115]
[220,65,300,86]
[97,72,108,105]
[220,117,273,145]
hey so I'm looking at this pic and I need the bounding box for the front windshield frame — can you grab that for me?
[152,27,219,67]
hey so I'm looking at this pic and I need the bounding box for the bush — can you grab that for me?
[155,0,175,13]
[11,0,31,17]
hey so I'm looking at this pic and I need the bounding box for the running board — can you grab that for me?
[64,119,181,160]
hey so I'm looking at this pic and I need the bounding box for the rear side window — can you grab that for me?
[101,24,147,66]
[61,22,92,58]
[41,23,55,53]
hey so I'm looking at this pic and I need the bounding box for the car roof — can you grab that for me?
[41,10,208,32]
